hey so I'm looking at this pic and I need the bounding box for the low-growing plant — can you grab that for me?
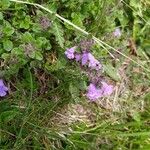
[0,0,150,149]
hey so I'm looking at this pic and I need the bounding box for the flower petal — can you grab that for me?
[0,90,7,97]
[65,46,76,59]
[81,52,89,65]
[0,79,4,86]
[88,53,101,70]
[101,82,113,96]
[113,28,121,37]
[75,53,81,62]
[86,83,102,101]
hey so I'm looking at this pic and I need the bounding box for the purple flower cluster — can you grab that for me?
[0,79,8,97]
[65,40,114,101]
[65,47,101,71]
[65,46,76,59]
[86,82,113,101]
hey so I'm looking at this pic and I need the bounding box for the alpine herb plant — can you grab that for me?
[65,40,113,101]
[0,0,150,149]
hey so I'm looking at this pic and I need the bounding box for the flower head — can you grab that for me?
[88,53,102,70]
[86,81,113,101]
[113,28,121,37]
[0,79,8,97]
[81,51,89,65]
[86,83,102,101]
[81,52,101,70]
[65,46,76,59]
[39,16,51,30]
[75,53,81,62]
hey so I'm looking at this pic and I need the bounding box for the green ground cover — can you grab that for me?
[0,0,150,149]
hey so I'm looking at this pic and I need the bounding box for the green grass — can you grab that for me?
[1,0,150,149]
[1,71,150,149]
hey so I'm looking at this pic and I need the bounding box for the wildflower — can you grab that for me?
[81,52,101,70]
[39,16,51,30]
[65,46,76,59]
[101,81,113,96]
[86,81,113,101]
[113,28,121,37]
[88,53,102,70]
[86,83,102,101]
[24,43,35,57]
[75,53,81,62]
[0,79,8,97]
[81,51,89,65]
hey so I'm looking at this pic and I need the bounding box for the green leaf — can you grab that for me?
[35,51,43,61]
[69,83,80,101]
[1,53,9,59]
[71,13,84,28]
[28,51,35,59]
[52,22,64,48]
[36,37,52,50]
[3,21,15,36]
[36,37,48,47]
[11,47,24,55]
[19,16,31,29]
[104,64,121,81]
[3,40,13,51]
[22,32,34,43]
[0,0,10,9]
[32,23,42,33]
[0,12,3,20]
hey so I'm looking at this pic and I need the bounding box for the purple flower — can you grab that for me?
[86,81,113,101]
[75,53,81,62]
[65,46,76,59]
[88,53,102,70]
[86,83,102,101]
[0,79,8,97]
[81,52,101,70]
[101,82,113,96]
[81,51,89,65]
[113,28,121,37]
